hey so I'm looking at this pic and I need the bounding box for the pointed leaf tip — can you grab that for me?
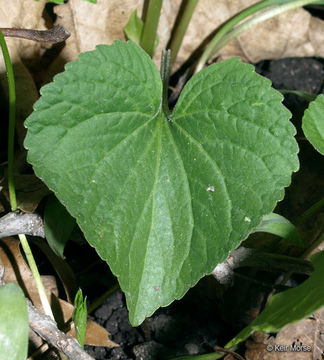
[25,42,299,325]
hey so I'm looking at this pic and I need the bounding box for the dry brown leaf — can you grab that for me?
[47,0,142,78]
[0,235,78,305]
[246,332,277,360]
[33,237,78,303]
[173,0,233,68]
[48,0,179,75]
[1,0,324,90]
[245,312,324,360]
[313,309,324,360]
[0,0,46,63]
[14,174,50,213]
[0,237,116,349]
[0,237,58,311]
[1,173,50,213]
[52,296,118,348]
[235,6,316,62]
[47,0,324,74]
[50,0,230,71]
[273,317,317,359]
[179,0,324,67]
[47,0,225,73]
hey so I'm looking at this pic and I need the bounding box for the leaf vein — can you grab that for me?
[173,122,233,236]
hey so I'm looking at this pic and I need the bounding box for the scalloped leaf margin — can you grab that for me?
[25,41,299,325]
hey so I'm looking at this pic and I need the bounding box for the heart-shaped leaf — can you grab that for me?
[24,41,299,325]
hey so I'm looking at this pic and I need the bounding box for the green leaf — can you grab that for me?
[72,289,87,348]
[0,283,28,360]
[279,89,317,102]
[234,249,313,274]
[124,11,158,50]
[124,11,143,44]
[302,93,324,155]
[226,250,324,348]
[46,0,64,4]
[24,41,299,325]
[44,194,76,258]
[253,213,303,246]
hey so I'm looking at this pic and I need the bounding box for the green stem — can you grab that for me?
[140,0,163,57]
[295,198,324,226]
[160,49,171,118]
[0,29,17,211]
[167,0,199,66]
[141,0,149,22]
[195,0,324,73]
[19,234,54,319]
[0,30,54,321]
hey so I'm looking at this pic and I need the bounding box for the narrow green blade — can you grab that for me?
[226,250,324,348]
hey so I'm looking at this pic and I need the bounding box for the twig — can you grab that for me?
[0,25,70,44]
[26,299,94,360]
[214,345,245,360]
[211,247,313,285]
[0,29,16,210]
[1,260,91,359]
[0,212,45,239]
